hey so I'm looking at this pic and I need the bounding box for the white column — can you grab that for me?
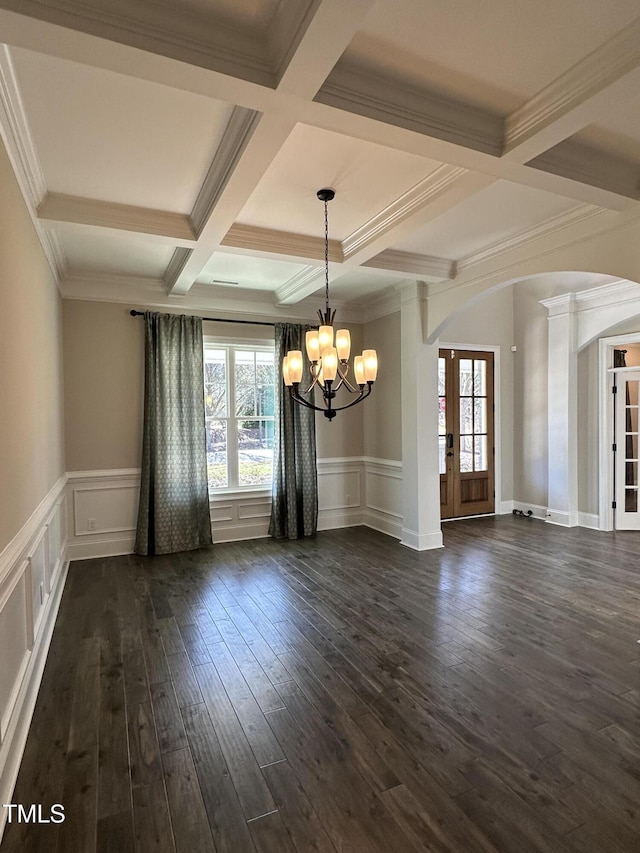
[400,282,443,550]
[541,293,578,526]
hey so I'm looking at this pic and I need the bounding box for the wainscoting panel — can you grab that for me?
[0,475,68,838]
[362,457,403,539]
[66,469,140,559]
[317,458,364,531]
[64,458,406,555]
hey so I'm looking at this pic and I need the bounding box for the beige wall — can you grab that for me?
[0,138,65,552]
[442,287,515,503]
[63,301,144,471]
[63,304,362,471]
[362,312,401,461]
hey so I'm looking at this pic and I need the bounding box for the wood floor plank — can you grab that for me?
[132,780,175,853]
[9,519,640,852]
[161,748,215,853]
[149,682,188,754]
[193,662,276,820]
[181,703,256,853]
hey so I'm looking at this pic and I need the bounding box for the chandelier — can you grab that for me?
[282,189,378,420]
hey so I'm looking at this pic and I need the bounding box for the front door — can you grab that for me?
[615,370,640,529]
[439,349,495,519]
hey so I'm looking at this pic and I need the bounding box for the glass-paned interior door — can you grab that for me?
[615,372,640,529]
[439,349,495,519]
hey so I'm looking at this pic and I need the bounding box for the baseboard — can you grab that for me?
[577,511,600,529]
[545,508,579,527]
[511,501,548,520]
[400,527,444,551]
[363,508,402,540]
[66,536,136,560]
[499,500,514,514]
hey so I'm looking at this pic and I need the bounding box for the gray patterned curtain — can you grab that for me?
[269,323,318,539]
[135,312,213,555]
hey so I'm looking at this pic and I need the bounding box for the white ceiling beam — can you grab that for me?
[272,0,377,95]
[1,7,636,214]
[222,224,342,265]
[363,250,455,281]
[166,111,297,294]
[503,17,640,162]
[37,192,197,245]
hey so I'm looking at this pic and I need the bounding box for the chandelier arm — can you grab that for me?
[288,386,322,411]
[325,382,373,412]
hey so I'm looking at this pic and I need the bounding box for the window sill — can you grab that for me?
[209,487,271,502]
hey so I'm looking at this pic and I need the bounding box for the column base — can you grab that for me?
[400,528,444,551]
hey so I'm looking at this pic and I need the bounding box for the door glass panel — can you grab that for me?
[460,435,473,472]
[460,398,472,435]
[438,357,446,395]
[474,397,487,434]
[438,396,446,435]
[627,434,639,460]
[626,489,638,512]
[459,359,473,395]
[628,381,639,406]
[474,436,487,472]
[439,436,446,474]
[627,407,639,432]
[473,360,486,395]
[625,461,638,487]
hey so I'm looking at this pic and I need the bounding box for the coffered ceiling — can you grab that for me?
[1,0,640,319]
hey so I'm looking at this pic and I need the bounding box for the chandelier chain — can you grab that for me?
[324,198,330,316]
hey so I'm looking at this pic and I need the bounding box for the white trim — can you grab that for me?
[0,482,68,840]
[0,474,67,586]
[578,512,600,529]
[598,333,640,532]
[510,501,548,520]
[400,528,443,551]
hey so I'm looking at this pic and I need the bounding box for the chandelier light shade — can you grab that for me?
[282,189,378,420]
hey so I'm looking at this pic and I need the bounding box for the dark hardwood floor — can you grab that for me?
[3,516,640,852]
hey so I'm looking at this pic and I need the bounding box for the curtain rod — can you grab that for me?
[129,310,275,327]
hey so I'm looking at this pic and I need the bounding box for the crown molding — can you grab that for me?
[275,265,324,305]
[457,204,604,273]
[504,16,640,156]
[0,44,68,284]
[190,106,261,236]
[222,223,342,264]
[0,45,46,208]
[342,165,468,260]
[540,280,640,317]
[1,0,275,86]
[528,139,640,201]
[38,192,196,244]
[363,249,455,280]
[316,60,503,157]
[40,226,68,280]
[163,247,192,290]
[361,286,402,323]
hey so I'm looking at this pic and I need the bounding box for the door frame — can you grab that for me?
[598,331,640,531]
[439,342,503,519]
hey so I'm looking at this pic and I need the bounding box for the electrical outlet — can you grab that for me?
[88,517,96,531]
[346,493,352,504]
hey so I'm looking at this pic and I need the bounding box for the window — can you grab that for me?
[204,340,275,492]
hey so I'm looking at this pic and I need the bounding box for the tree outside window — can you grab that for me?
[204,343,275,491]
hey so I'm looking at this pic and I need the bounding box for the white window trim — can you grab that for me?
[204,336,275,496]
